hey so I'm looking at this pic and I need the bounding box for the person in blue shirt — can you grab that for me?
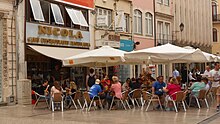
[152,76,166,109]
[89,79,103,99]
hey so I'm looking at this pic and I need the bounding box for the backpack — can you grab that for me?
[88,75,95,87]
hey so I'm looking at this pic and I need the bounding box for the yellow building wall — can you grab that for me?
[212,23,220,54]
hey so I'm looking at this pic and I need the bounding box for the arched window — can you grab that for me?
[145,12,153,36]
[134,9,142,34]
[213,28,218,42]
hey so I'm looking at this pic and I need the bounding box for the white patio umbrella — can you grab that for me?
[125,43,207,64]
[62,46,127,68]
[184,46,219,62]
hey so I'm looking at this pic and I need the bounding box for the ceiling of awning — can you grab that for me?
[28,45,88,60]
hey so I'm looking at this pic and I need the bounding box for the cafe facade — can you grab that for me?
[15,0,94,103]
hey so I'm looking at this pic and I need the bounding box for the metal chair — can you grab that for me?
[166,91,186,112]
[122,90,131,109]
[128,89,142,107]
[33,91,49,109]
[189,89,209,109]
[82,92,103,111]
[51,93,64,112]
[141,91,151,110]
[68,91,82,109]
[109,95,127,110]
[145,93,163,111]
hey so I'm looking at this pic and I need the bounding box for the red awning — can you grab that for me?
[55,0,94,9]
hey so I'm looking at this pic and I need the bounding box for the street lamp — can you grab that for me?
[179,23,184,32]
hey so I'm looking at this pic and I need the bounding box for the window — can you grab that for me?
[124,14,130,33]
[65,8,80,25]
[157,21,163,43]
[29,0,45,21]
[164,23,170,42]
[157,0,163,4]
[75,10,89,27]
[134,9,142,34]
[50,3,64,25]
[96,7,112,28]
[164,0,169,6]
[212,2,218,21]
[213,28,218,42]
[145,12,153,36]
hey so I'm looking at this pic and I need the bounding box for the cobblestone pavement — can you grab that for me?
[0,103,219,124]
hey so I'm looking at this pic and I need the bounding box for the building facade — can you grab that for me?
[173,0,212,52]
[212,0,220,55]
[0,0,16,103]
[155,0,173,46]
[133,0,154,50]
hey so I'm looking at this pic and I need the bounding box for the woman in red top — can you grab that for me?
[163,78,181,111]
[101,75,111,93]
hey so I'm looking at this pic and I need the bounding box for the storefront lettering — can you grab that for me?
[38,25,83,39]
[27,37,90,48]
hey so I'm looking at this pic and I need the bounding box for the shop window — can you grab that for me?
[29,0,45,22]
[50,3,64,25]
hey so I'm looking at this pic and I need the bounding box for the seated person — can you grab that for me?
[107,76,122,110]
[101,75,111,93]
[163,78,181,111]
[122,78,131,91]
[37,80,49,95]
[152,76,166,109]
[202,77,210,90]
[89,79,105,99]
[190,75,206,97]
[51,81,62,98]
[131,78,141,90]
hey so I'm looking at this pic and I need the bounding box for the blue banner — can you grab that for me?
[120,40,134,52]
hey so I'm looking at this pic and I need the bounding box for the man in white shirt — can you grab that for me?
[172,69,180,78]
[209,62,220,111]
[203,66,211,78]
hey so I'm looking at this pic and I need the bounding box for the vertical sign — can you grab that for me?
[0,20,3,102]
[115,10,125,32]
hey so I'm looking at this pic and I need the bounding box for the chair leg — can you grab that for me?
[72,99,78,109]
[120,99,127,110]
[145,100,152,111]
[33,97,40,109]
[195,98,201,109]
[52,101,54,112]
[182,101,186,112]
[77,99,82,109]
[109,97,115,110]
[45,97,49,108]
[135,99,140,107]
[158,98,163,110]
[141,100,146,110]
[173,101,178,113]
[184,100,189,108]
[99,98,103,110]
[61,101,64,112]
[205,98,209,109]
[88,100,93,111]
[126,100,131,109]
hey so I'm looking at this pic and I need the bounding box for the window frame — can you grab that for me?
[145,12,153,36]
[164,0,169,6]
[96,7,113,29]
[134,9,142,34]
[50,3,64,25]
[124,13,130,33]
[157,0,163,4]
[29,0,45,22]
[213,28,218,42]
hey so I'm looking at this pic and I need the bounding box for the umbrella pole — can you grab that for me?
[186,63,190,87]
[106,61,108,76]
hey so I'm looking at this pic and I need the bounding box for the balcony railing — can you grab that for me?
[213,14,220,21]
[156,33,175,45]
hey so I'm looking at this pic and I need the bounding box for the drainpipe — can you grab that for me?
[153,0,157,47]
